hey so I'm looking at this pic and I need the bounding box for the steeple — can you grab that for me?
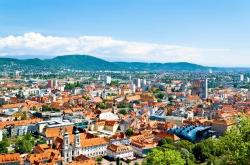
[63,131,69,149]
[62,130,73,163]
[74,129,81,148]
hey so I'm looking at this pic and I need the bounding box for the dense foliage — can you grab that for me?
[117,102,132,109]
[15,133,35,153]
[64,82,82,90]
[96,102,108,109]
[41,105,60,112]
[0,137,10,154]
[125,128,134,137]
[144,116,250,165]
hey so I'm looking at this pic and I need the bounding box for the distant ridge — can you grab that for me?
[0,54,247,72]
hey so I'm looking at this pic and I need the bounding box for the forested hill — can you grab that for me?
[0,54,242,72]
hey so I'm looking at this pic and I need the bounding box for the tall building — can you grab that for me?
[47,79,58,89]
[247,77,250,83]
[240,74,244,81]
[105,76,112,84]
[134,78,141,88]
[47,80,53,88]
[191,79,208,99]
[53,79,58,89]
[15,70,21,79]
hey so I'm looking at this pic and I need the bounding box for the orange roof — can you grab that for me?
[45,125,74,138]
[1,103,26,109]
[0,153,21,163]
[83,111,97,119]
[187,95,201,101]
[107,144,132,153]
[154,132,180,141]
[27,149,61,164]
[0,118,43,129]
[33,144,51,153]
[125,95,141,102]
[130,133,157,149]
[69,155,95,165]
[81,137,108,148]
[63,109,73,114]
[105,120,117,126]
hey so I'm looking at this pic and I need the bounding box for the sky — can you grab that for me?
[0,0,249,67]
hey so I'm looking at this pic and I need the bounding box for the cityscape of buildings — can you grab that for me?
[0,0,250,164]
[0,69,249,164]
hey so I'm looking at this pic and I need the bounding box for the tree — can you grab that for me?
[192,115,250,164]
[117,102,131,109]
[96,157,102,164]
[42,105,60,112]
[16,139,33,153]
[97,102,108,109]
[143,116,250,164]
[218,115,250,164]
[36,137,46,145]
[110,80,119,86]
[192,142,209,163]
[156,93,164,99]
[175,140,194,153]
[158,137,174,146]
[15,133,35,153]
[0,138,10,154]
[125,128,133,137]
[21,111,28,120]
[119,109,127,115]
[144,148,185,165]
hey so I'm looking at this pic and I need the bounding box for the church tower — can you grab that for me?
[62,131,72,163]
[73,129,81,157]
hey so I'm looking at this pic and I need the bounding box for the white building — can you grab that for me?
[240,74,244,81]
[99,112,119,121]
[107,144,134,159]
[247,77,250,83]
[136,78,141,88]
[62,130,108,163]
[105,76,112,84]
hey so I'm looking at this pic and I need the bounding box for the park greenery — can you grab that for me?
[144,115,250,165]
[119,109,128,115]
[64,82,82,90]
[15,133,35,153]
[117,102,132,109]
[96,102,108,109]
[41,105,60,112]
[125,128,134,137]
[0,137,10,154]
[110,80,120,86]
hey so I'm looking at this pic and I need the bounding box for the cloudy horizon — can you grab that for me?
[0,32,238,67]
[0,0,249,67]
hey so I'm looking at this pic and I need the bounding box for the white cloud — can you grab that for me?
[0,32,229,64]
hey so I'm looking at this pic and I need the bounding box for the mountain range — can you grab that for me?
[0,55,248,72]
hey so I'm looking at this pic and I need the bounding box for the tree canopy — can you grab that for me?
[15,133,35,154]
[145,115,250,165]
[144,148,185,165]
[0,138,10,154]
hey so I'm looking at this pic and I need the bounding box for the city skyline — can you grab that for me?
[0,0,249,67]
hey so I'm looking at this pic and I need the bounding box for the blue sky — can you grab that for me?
[0,0,249,66]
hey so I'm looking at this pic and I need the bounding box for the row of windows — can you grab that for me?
[85,151,106,157]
